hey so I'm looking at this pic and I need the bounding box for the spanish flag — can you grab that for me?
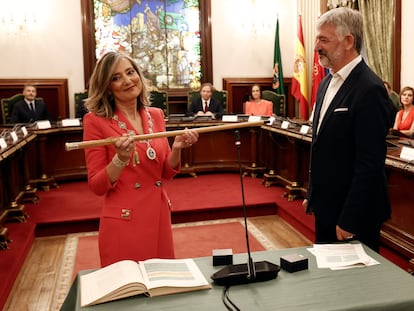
[291,15,309,120]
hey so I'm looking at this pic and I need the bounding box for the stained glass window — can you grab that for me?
[94,0,202,89]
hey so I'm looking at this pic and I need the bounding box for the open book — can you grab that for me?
[80,258,211,307]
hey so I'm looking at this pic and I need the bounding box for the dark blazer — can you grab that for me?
[11,99,50,123]
[307,60,391,237]
[188,97,224,117]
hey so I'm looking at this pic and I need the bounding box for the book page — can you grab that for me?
[80,260,146,307]
[139,258,210,290]
[308,243,379,269]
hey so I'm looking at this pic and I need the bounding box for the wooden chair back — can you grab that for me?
[262,90,286,117]
[150,90,168,116]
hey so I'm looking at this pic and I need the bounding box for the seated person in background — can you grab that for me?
[76,98,88,120]
[383,81,400,123]
[75,90,89,120]
[11,84,50,123]
[391,86,414,137]
[244,84,273,117]
[188,82,223,119]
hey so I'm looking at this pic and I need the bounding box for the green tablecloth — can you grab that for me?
[61,245,414,311]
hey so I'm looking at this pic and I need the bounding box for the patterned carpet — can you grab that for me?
[51,218,275,310]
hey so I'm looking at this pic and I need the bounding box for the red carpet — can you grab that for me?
[70,221,265,281]
[25,181,102,223]
[23,173,280,233]
[165,173,279,211]
[0,222,35,309]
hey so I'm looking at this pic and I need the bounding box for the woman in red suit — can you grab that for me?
[244,84,273,117]
[392,86,414,138]
[83,52,199,267]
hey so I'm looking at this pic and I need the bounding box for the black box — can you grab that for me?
[280,253,308,273]
[212,249,233,266]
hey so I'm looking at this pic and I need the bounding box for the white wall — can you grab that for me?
[0,0,412,117]
[400,0,414,88]
[211,0,297,88]
[0,0,84,116]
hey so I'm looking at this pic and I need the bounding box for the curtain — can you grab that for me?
[358,0,394,84]
[326,0,394,84]
[326,0,358,9]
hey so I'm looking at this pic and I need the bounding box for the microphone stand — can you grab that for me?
[235,130,256,280]
[210,130,280,287]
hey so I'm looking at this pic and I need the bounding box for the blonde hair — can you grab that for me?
[399,86,414,107]
[85,52,150,118]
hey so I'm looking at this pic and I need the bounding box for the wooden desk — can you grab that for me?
[0,131,36,248]
[260,124,311,200]
[381,149,414,263]
[27,122,260,183]
[28,126,86,190]
[166,121,260,176]
[61,245,414,311]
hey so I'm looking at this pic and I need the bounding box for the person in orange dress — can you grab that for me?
[83,51,199,267]
[392,86,414,138]
[244,84,273,116]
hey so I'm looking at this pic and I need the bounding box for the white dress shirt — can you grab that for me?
[317,55,362,133]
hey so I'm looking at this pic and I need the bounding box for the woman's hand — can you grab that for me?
[114,134,135,162]
[172,128,199,149]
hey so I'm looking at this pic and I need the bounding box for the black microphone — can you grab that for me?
[210,130,280,286]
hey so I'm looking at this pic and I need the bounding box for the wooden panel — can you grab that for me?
[27,127,86,185]
[260,125,311,200]
[166,122,253,174]
[222,77,294,117]
[0,78,69,122]
[381,156,414,259]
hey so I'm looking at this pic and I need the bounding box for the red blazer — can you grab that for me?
[83,107,179,267]
[244,99,273,116]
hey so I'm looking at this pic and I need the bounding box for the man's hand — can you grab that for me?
[336,225,355,241]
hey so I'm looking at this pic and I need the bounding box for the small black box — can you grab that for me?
[280,253,308,273]
[212,249,233,266]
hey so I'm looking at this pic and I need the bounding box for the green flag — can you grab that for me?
[272,18,285,96]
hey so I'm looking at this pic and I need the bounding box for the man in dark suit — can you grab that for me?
[11,84,50,123]
[188,82,223,119]
[303,8,391,252]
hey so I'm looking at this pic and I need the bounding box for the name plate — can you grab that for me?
[266,116,275,125]
[281,120,290,129]
[248,116,261,122]
[300,125,310,134]
[400,146,414,161]
[221,115,238,122]
[11,131,18,143]
[21,126,28,137]
[61,118,81,127]
[36,120,52,129]
[0,138,7,150]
